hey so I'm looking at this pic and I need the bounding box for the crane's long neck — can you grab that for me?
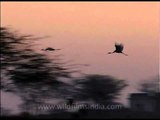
[108,51,115,54]
[55,49,61,50]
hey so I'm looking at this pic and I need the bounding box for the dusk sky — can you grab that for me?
[1,2,159,113]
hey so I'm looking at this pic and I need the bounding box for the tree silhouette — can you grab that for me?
[73,74,127,105]
[138,76,160,111]
[0,27,74,113]
[139,75,160,94]
[0,106,11,116]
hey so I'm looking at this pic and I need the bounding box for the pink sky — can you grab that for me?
[1,2,159,112]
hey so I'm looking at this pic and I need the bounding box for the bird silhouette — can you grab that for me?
[108,42,128,56]
[41,47,61,51]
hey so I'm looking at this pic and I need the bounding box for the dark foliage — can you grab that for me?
[73,74,127,104]
[0,27,74,113]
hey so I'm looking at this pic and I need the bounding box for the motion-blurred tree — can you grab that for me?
[138,76,160,111]
[139,75,160,94]
[73,74,127,105]
[0,106,11,116]
[0,27,74,113]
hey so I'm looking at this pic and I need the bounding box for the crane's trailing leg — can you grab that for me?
[122,52,128,56]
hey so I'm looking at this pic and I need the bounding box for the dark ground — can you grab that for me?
[1,109,160,119]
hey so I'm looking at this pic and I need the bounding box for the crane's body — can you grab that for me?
[108,43,128,56]
[42,47,61,51]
